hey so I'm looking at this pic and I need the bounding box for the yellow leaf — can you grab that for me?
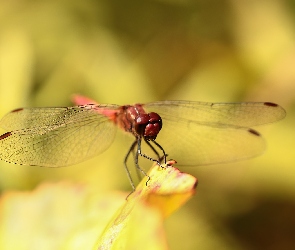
[0,161,197,250]
[95,160,197,249]
[0,182,125,250]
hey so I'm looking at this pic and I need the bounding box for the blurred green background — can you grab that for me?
[0,0,295,249]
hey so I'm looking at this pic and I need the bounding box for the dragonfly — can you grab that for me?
[0,95,286,190]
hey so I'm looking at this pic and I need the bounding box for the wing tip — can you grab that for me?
[0,132,12,140]
[248,128,261,136]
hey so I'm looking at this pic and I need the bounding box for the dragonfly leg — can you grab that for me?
[138,140,160,165]
[136,138,152,186]
[145,139,167,164]
[124,140,137,191]
[144,139,161,162]
[131,146,143,182]
[152,140,167,164]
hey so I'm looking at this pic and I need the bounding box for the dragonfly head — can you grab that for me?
[135,112,162,140]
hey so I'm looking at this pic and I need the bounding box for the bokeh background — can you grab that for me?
[0,0,295,249]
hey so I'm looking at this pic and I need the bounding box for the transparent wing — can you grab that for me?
[0,105,119,167]
[0,104,120,131]
[154,119,265,166]
[145,101,286,127]
[144,101,286,166]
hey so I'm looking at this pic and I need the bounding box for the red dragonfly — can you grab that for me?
[0,95,285,189]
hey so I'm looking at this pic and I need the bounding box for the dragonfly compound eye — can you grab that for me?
[135,114,150,136]
[143,112,162,140]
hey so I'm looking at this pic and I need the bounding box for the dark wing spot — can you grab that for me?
[248,128,261,136]
[0,132,12,140]
[11,108,24,112]
[264,102,278,107]
[193,180,198,189]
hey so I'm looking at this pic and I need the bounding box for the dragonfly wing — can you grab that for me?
[0,105,118,167]
[145,101,286,127]
[155,119,265,166]
[0,104,120,131]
